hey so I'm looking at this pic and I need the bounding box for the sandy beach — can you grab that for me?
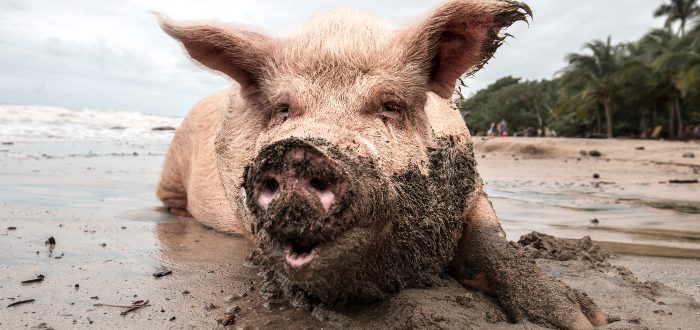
[1,121,700,328]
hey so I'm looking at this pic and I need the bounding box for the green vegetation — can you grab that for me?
[459,0,700,139]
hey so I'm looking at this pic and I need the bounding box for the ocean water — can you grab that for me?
[0,104,182,142]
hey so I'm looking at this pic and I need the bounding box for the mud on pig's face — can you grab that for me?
[158,0,530,302]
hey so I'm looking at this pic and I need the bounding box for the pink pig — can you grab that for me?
[156,1,607,328]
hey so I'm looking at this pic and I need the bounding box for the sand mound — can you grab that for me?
[518,231,610,264]
[475,138,562,157]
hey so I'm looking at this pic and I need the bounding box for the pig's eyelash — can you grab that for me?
[278,103,290,113]
[380,101,405,120]
[274,103,291,122]
[381,102,401,113]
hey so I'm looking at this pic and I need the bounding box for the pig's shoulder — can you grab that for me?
[185,88,230,124]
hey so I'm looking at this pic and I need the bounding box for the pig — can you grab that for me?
[155,1,608,328]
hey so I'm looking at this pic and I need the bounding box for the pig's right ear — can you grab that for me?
[157,14,273,90]
[400,0,531,98]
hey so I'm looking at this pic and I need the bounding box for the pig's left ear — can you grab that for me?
[400,0,531,98]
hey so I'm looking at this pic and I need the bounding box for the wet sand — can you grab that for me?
[1,137,699,328]
[476,137,700,252]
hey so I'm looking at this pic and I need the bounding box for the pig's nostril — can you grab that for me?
[310,177,336,212]
[309,178,329,191]
[262,178,279,194]
[257,177,279,210]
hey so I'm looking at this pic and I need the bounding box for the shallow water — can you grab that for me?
[487,179,700,256]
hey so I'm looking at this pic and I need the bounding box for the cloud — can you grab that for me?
[0,0,664,115]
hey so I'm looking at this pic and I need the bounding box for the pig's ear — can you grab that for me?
[157,14,273,90]
[400,1,531,98]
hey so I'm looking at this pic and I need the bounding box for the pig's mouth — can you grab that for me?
[282,238,320,268]
[270,226,363,278]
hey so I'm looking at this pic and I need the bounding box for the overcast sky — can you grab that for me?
[0,0,664,116]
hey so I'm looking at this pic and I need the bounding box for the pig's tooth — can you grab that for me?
[285,247,318,268]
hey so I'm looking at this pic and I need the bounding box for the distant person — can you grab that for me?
[692,125,700,139]
[525,127,535,137]
[498,119,508,137]
[487,122,497,136]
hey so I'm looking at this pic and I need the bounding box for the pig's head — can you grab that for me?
[160,0,529,303]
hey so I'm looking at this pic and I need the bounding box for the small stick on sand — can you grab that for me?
[669,179,699,184]
[94,303,139,308]
[94,300,150,316]
[21,274,45,284]
[120,301,149,316]
[7,299,35,307]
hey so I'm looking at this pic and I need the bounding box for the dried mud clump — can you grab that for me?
[518,232,610,265]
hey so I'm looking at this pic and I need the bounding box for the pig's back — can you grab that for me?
[158,88,245,234]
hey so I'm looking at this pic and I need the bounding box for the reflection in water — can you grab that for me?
[486,180,700,255]
[151,213,327,329]
[154,213,250,265]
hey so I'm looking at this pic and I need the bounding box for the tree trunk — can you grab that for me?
[639,108,648,138]
[680,18,686,37]
[535,107,543,133]
[675,96,684,139]
[603,97,613,138]
[668,100,676,139]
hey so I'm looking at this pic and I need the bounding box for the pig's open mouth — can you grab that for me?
[283,238,320,268]
[272,227,360,276]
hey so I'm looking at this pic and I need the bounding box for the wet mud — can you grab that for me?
[519,231,610,264]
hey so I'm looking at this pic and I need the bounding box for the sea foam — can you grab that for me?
[0,105,182,142]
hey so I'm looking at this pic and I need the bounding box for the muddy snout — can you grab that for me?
[245,139,351,220]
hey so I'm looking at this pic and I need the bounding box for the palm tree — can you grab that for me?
[617,43,664,137]
[558,36,626,138]
[654,0,700,36]
[620,28,700,139]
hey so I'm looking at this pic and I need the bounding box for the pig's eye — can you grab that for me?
[279,103,290,113]
[381,102,402,116]
[277,103,291,121]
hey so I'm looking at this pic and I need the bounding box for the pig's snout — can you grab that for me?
[248,140,350,214]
